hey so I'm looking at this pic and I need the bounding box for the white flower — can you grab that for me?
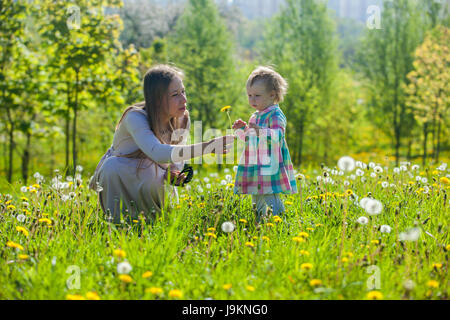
[337,156,356,172]
[16,214,26,222]
[224,168,230,173]
[359,197,371,209]
[117,261,132,274]
[400,165,407,172]
[381,181,389,188]
[393,168,400,174]
[364,199,383,215]
[411,165,419,171]
[369,162,375,169]
[357,216,369,225]
[403,279,415,291]
[356,169,364,177]
[221,221,235,233]
[203,177,210,183]
[344,180,350,187]
[399,228,421,241]
[206,184,211,189]
[76,165,83,172]
[421,177,428,184]
[373,166,383,174]
[20,186,28,193]
[380,225,391,233]
[370,172,377,178]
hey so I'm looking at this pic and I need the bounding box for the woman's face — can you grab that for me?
[166,76,187,119]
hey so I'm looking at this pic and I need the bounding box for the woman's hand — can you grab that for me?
[208,135,235,154]
[164,170,187,186]
[232,119,247,130]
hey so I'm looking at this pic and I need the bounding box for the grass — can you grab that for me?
[0,160,449,300]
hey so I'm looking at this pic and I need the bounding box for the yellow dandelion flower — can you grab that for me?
[345,189,353,196]
[32,184,40,189]
[306,228,314,231]
[5,200,12,205]
[142,271,153,279]
[18,254,29,260]
[344,252,354,258]
[6,205,16,210]
[273,215,283,223]
[298,232,309,238]
[371,240,380,245]
[113,249,126,258]
[30,189,37,194]
[226,183,234,187]
[432,170,439,175]
[408,181,415,185]
[285,201,293,205]
[252,236,258,240]
[16,226,29,237]
[6,241,24,251]
[239,219,247,224]
[245,242,255,248]
[119,274,133,283]
[86,291,101,300]
[341,257,349,263]
[309,279,322,287]
[300,250,310,256]
[440,177,449,185]
[220,105,231,112]
[266,223,274,227]
[146,287,163,295]
[367,291,383,300]
[432,263,442,269]
[207,227,216,232]
[205,232,217,239]
[23,209,31,215]
[223,283,232,290]
[38,218,52,225]
[20,196,29,201]
[198,203,206,208]
[262,236,270,241]
[446,244,450,251]
[426,280,439,288]
[246,285,255,292]
[316,224,323,227]
[169,289,183,298]
[300,263,313,271]
[66,294,85,300]
[292,236,305,243]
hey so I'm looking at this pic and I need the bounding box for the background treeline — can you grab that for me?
[0,0,448,185]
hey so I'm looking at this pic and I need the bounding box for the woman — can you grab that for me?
[88,65,234,223]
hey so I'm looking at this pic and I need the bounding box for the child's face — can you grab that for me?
[246,80,275,111]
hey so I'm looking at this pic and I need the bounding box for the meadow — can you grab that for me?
[0,157,448,300]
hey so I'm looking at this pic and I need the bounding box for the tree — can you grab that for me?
[357,0,424,166]
[168,0,239,130]
[406,26,449,165]
[259,0,339,165]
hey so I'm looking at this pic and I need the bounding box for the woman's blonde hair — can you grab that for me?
[247,66,288,103]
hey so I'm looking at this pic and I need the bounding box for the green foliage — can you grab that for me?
[168,0,239,130]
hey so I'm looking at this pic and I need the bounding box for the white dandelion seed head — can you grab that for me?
[22,201,29,208]
[382,181,389,188]
[209,173,218,178]
[337,156,356,172]
[359,197,371,209]
[338,170,344,176]
[349,174,356,181]
[220,180,227,186]
[380,225,391,233]
[411,165,420,171]
[356,161,364,168]
[224,168,230,173]
[233,166,238,172]
[68,192,76,199]
[369,162,376,169]
[20,186,28,193]
[400,165,407,172]
[415,176,422,182]
[357,216,369,225]
[324,177,333,184]
[399,228,421,242]
[117,261,132,274]
[421,177,428,184]
[76,165,83,172]
[206,184,211,189]
[390,183,396,188]
[316,176,322,182]
[16,214,26,223]
[374,166,383,174]
[66,176,73,182]
[393,168,400,174]
[221,221,235,233]
[370,172,377,178]
[197,186,204,193]
[296,174,305,181]
[225,174,232,182]
[403,279,415,291]
[331,169,338,176]
[356,169,364,177]
[344,180,350,187]
[203,177,210,183]
[364,199,383,215]
[61,195,70,202]
[423,186,430,194]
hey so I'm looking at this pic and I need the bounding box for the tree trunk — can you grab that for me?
[422,122,428,167]
[8,125,14,183]
[436,118,441,163]
[65,82,71,172]
[21,130,32,184]
[72,69,80,176]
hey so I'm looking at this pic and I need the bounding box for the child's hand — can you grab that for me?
[232,119,247,130]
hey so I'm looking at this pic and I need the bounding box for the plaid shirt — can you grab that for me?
[234,104,297,195]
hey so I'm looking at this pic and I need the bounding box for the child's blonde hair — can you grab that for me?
[246,66,288,103]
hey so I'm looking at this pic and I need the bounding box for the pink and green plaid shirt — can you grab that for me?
[234,105,297,195]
